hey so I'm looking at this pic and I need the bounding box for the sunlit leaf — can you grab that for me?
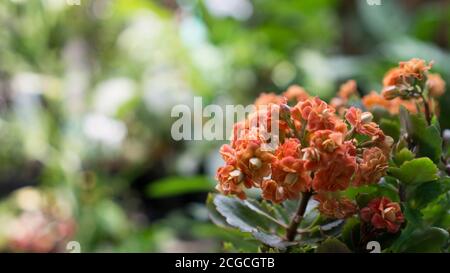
[388,158,438,185]
[398,227,449,253]
[146,176,213,198]
[316,237,351,253]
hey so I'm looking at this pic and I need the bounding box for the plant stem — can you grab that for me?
[398,183,406,203]
[420,93,432,125]
[285,191,313,241]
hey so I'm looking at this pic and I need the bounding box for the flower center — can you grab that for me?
[249,157,262,169]
[284,173,298,185]
[383,207,397,222]
[229,169,244,183]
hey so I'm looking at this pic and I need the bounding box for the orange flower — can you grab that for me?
[338,80,358,100]
[329,97,345,112]
[267,166,311,202]
[399,58,433,81]
[383,67,405,87]
[312,145,357,192]
[360,197,404,233]
[219,144,236,165]
[216,164,247,200]
[247,103,289,139]
[383,59,433,88]
[254,92,286,106]
[274,138,303,171]
[390,98,418,114]
[262,138,311,203]
[292,97,345,133]
[362,91,391,110]
[233,130,275,183]
[283,85,310,103]
[362,91,417,115]
[314,193,357,219]
[427,73,446,98]
[354,147,388,186]
[261,179,285,203]
[304,130,347,171]
[345,107,384,138]
[381,59,433,102]
[309,130,344,153]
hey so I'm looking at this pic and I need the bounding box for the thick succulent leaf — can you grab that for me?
[380,118,400,142]
[345,182,399,208]
[393,148,415,167]
[206,193,230,228]
[341,217,360,251]
[388,158,438,185]
[408,178,450,209]
[316,237,351,253]
[282,199,300,218]
[252,232,296,250]
[410,114,443,164]
[398,227,449,253]
[244,199,288,227]
[299,208,320,229]
[213,195,279,233]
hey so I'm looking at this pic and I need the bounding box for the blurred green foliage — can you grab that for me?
[0,0,449,252]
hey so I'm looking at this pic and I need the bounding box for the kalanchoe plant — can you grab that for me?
[207,59,450,253]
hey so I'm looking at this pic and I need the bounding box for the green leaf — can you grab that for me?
[282,199,300,218]
[380,118,400,142]
[213,195,278,233]
[399,227,449,253]
[206,193,230,229]
[393,148,415,166]
[355,193,373,208]
[252,232,296,250]
[146,176,213,198]
[345,182,399,208]
[341,217,360,251]
[422,194,450,229]
[389,158,438,185]
[410,114,443,164]
[408,178,450,209]
[316,237,351,253]
[243,199,288,228]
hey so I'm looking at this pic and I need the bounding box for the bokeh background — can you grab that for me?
[0,0,449,252]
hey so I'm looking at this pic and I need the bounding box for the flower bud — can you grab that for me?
[383,207,397,222]
[361,112,374,124]
[302,147,320,162]
[249,157,262,169]
[322,139,338,153]
[321,108,331,116]
[229,169,243,182]
[382,86,400,100]
[443,129,450,143]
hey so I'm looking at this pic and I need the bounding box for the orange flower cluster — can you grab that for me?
[362,91,417,115]
[330,80,358,112]
[216,88,393,220]
[381,58,433,99]
[330,59,446,115]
